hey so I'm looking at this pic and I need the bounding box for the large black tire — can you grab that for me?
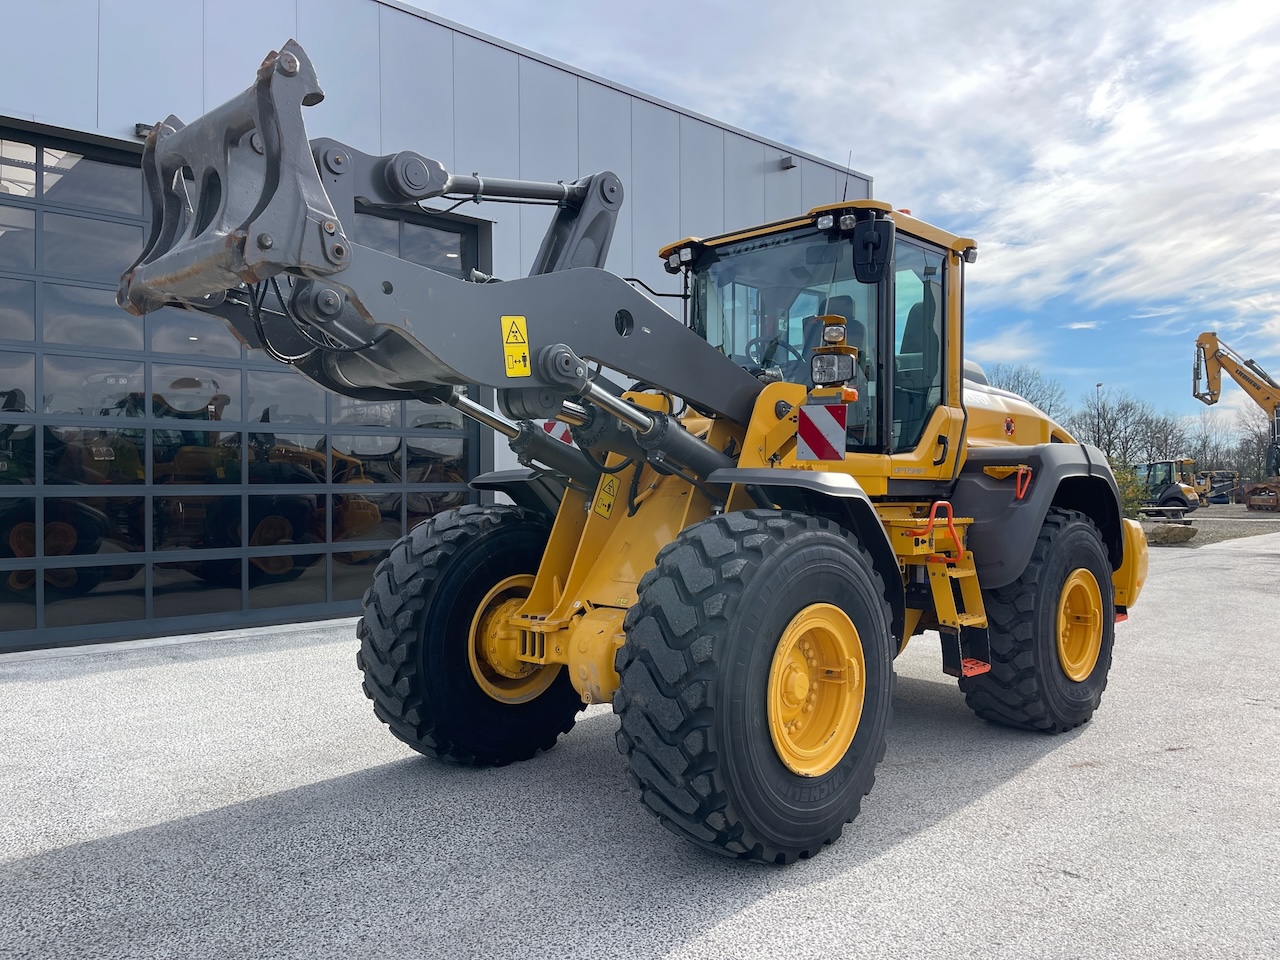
[614,510,894,864]
[357,504,582,766]
[960,508,1114,733]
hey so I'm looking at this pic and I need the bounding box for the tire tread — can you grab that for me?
[357,504,576,766]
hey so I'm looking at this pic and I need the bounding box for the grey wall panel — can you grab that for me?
[679,117,724,240]
[296,0,381,153]
[99,0,204,140]
[577,79,632,279]
[379,7,454,164]
[764,149,805,221]
[517,58,578,277]
[203,0,298,114]
[0,2,98,130]
[723,133,765,233]
[453,35,520,279]
[801,158,840,214]
[629,101,681,296]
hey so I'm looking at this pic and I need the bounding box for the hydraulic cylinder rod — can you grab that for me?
[446,392,602,488]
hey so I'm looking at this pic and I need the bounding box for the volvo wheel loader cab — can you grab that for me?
[116,41,1147,864]
[1133,459,1199,512]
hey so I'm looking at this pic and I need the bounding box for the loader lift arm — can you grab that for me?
[116,41,763,463]
[1193,331,1280,475]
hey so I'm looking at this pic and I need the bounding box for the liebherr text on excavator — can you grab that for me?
[117,42,1147,864]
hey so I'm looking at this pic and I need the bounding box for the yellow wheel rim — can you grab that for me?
[467,574,558,704]
[767,602,865,777]
[1057,568,1103,682]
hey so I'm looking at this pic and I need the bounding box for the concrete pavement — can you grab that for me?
[1,535,1278,959]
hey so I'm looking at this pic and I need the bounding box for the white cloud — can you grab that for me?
[1065,321,1100,329]
[425,0,1280,365]
[966,321,1042,364]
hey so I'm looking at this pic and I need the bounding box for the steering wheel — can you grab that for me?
[745,335,805,367]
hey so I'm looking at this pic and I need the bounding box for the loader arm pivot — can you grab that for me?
[117,40,763,429]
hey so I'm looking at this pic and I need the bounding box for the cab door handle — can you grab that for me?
[932,434,949,466]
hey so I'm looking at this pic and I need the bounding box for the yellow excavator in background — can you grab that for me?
[1193,332,1280,510]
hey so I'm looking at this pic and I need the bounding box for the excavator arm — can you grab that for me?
[117,40,765,490]
[1194,330,1280,475]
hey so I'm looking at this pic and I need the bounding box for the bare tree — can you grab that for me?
[1136,411,1189,462]
[1232,405,1272,479]
[984,363,1069,420]
[1186,409,1233,471]
[1066,386,1150,463]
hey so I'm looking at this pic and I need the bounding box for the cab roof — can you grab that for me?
[658,199,976,261]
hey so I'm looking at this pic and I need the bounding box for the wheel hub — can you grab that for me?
[767,602,865,777]
[1057,568,1103,682]
[468,574,558,704]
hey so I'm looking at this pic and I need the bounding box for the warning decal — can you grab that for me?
[502,315,531,378]
[594,475,620,518]
[797,404,848,461]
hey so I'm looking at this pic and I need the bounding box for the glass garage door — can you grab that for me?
[0,129,482,651]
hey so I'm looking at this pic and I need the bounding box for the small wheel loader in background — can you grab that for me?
[118,42,1148,864]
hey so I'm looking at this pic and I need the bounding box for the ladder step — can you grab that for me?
[961,658,991,677]
[956,613,987,627]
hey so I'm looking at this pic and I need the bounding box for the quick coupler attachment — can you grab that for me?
[118,40,347,316]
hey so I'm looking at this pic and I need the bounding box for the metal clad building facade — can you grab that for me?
[0,0,870,650]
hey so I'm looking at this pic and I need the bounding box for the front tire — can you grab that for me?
[614,510,894,864]
[357,504,583,766]
[960,508,1114,733]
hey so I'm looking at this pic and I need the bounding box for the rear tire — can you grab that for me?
[357,504,582,766]
[615,510,894,864]
[960,508,1114,733]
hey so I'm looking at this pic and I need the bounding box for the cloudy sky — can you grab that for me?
[424,0,1280,421]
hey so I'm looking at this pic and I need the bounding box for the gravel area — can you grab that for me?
[1141,501,1280,546]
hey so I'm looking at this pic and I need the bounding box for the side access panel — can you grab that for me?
[951,444,1123,590]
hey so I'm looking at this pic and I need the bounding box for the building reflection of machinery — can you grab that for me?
[0,374,384,598]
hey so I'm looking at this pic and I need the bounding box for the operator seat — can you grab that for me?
[814,296,865,357]
[896,300,941,450]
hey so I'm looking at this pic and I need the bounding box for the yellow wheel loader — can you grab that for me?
[117,42,1148,864]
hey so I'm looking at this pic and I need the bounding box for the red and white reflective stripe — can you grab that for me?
[541,420,575,445]
[796,404,847,461]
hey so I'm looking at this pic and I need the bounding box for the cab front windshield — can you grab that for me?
[690,228,878,447]
[1136,462,1174,489]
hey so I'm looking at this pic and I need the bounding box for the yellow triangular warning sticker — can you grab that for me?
[505,321,526,344]
[603,477,618,495]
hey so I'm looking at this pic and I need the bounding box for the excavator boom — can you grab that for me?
[1194,330,1280,477]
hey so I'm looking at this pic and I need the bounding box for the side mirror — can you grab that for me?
[852,219,894,284]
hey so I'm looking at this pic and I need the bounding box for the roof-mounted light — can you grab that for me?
[839,214,856,230]
[816,214,835,230]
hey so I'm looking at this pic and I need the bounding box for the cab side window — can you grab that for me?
[892,240,945,453]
